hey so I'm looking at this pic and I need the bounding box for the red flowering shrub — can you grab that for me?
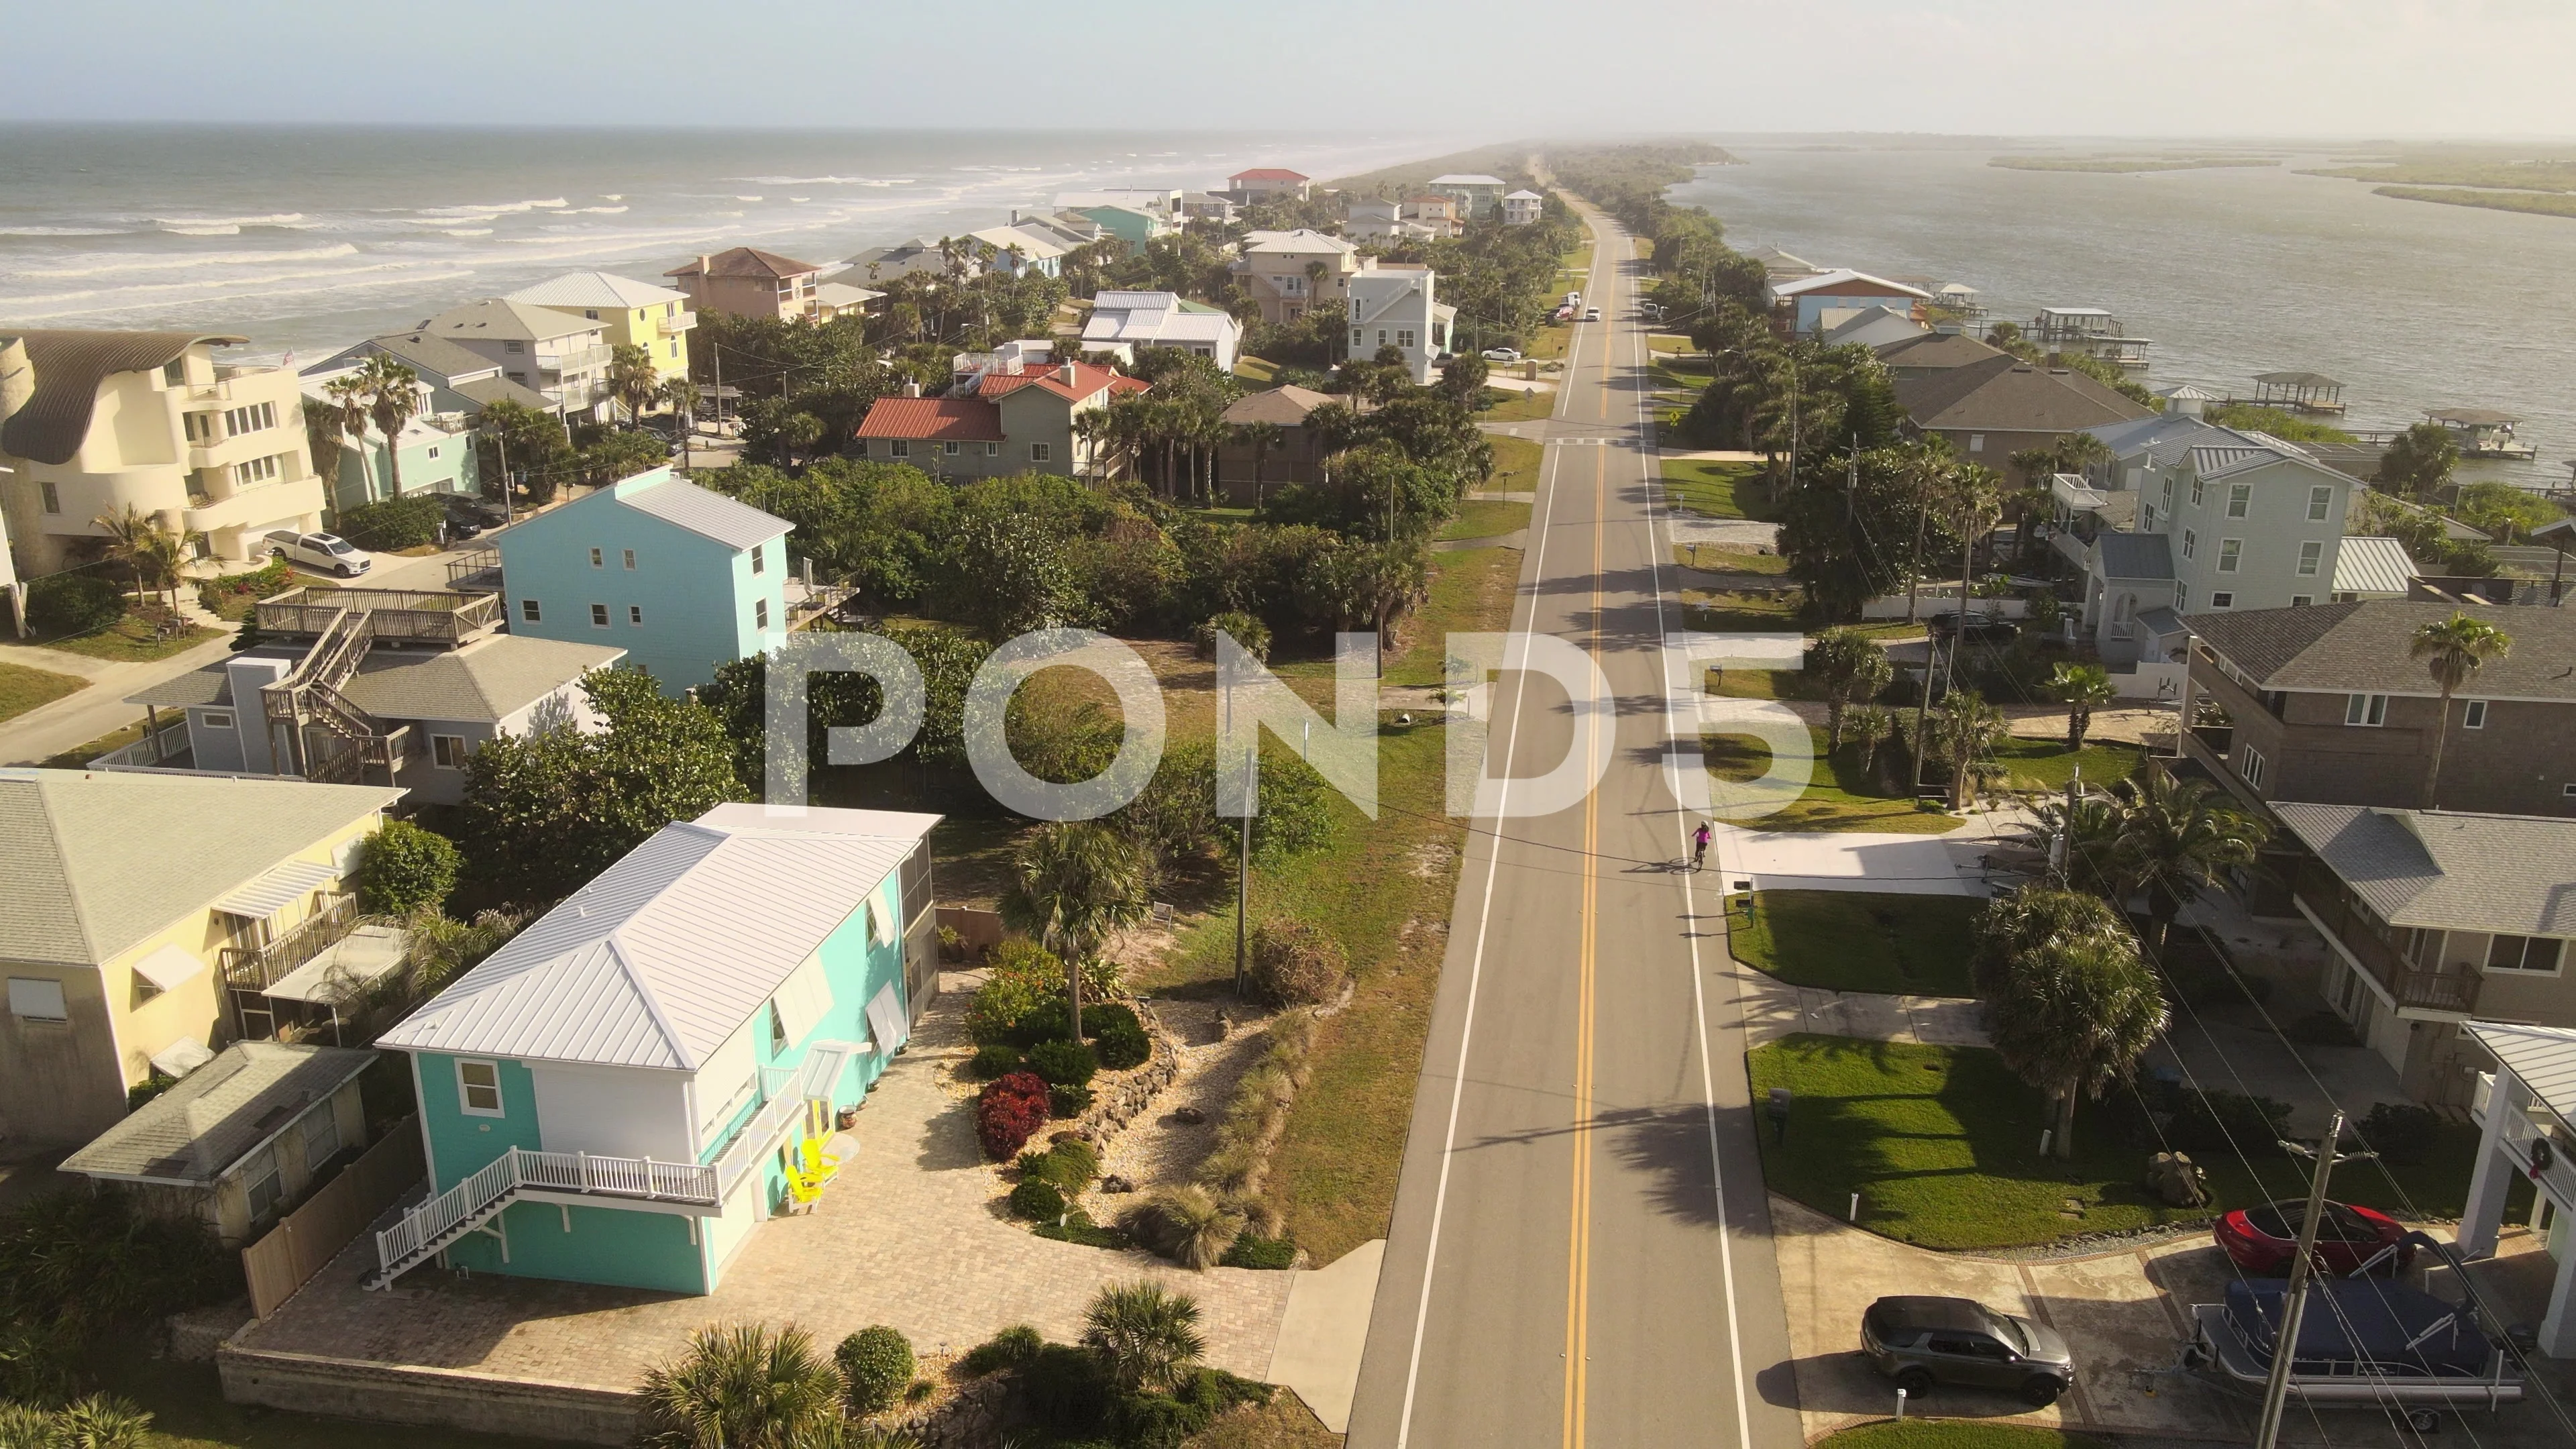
[976,1071,1052,1160]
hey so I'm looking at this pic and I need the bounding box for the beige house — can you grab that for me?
[665,247,875,324]
[853,362,1148,481]
[0,331,325,575]
[60,1041,375,1245]
[1231,230,1362,325]
[0,770,402,1147]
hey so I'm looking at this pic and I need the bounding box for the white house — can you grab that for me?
[1081,290,1242,372]
[1348,266,1454,384]
[1502,190,1545,226]
[1427,174,1507,219]
[1768,270,1932,336]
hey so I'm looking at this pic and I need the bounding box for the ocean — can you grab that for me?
[1672,145,2576,488]
[0,123,1459,361]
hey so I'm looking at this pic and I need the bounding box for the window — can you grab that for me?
[7,979,67,1022]
[2298,540,2323,576]
[2239,745,2267,789]
[767,1001,788,1056]
[426,445,439,459]
[589,547,603,568]
[2487,936,2566,975]
[2190,478,2206,507]
[1397,329,1416,350]
[590,602,609,628]
[2346,693,2390,727]
[2161,477,2176,512]
[507,371,528,383]
[749,543,765,575]
[520,598,541,623]
[629,604,643,625]
[184,412,216,443]
[1351,327,1364,348]
[1376,330,1387,347]
[941,441,959,456]
[197,708,235,731]
[222,401,276,437]
[2210,592,2235,609]
[2182,529,2198,560]
[2308,485,2333,521]
[301,1103,341,1168]
[1968,434,1985,453]
[2226,484,2251,518]
[983,442,999,457]
[244,1146,283,1221]
[431,735,467,769]
[504,340,523,354]
[234,453,281,487]
[456,1059,504,1116]
[2176,583,2189,611]
[583,309,600,321]
[2217,539,2243,573]
[623,549,636,570]
[889,439,910,458]
[2290,595,2314,607]
[162,360,185,386]
[39,480,60,514]
[1030,442,1053,463]
[2463,699,2488,729]
[755,598,771,629]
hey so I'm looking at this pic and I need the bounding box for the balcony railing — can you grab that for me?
[254,588,500,643]
[659,313,697,335]
[2293,865,2483,1016]
[222,894,359,992]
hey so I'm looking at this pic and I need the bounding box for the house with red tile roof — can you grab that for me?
[665,248,875,323]
[1227,168,1311,203]
[853,360,1146,481]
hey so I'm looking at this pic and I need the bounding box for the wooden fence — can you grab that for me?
[936,906,1006,960]
[242,1118,425,1318]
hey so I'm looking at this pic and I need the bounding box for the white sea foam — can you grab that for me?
[0,225,130,237]
[417,198,568,217]
[566,205,628,214]
[735,195,763,202]
[601,194,623,201]
[153,212,311,231]
[5,242,362,280]
[440,227,494,237]
[729,175,913,187]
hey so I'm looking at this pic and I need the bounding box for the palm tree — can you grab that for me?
[1234,420,1284,510]
[999,822,1148,1038]
[1931,688,2007,810]
[606,343,662,425]
[91,504,195,612]
[1360,539,1429,672]
[1080,1281,1206,1394]
[1978,894,2166,1159]
[2410,611,2512,810]
[2045,661,2117,749]
[638,1322,845,1449]
[2112,770,2269,954]
[1807,626,1892,750]
[2051,431,2112,478]
[357,355,422,498]
[1845,704,1894,784]
[323,373,378,500]
[2039,790,2128,898]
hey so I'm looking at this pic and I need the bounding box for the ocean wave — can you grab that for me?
[728,175,914,187]
[601,194,623,201]
[416,197,568,217]
[735,195,763,202]
[5,241,362,280]
[1,263,482,323]
[790,197,810,203]
[567,205,628,214]
[440,227,494,237]
[0,225,129,237]
[153,212,311,231]
[5,256,453,309]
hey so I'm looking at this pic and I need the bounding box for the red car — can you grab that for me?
[2215,1199,2413,1276]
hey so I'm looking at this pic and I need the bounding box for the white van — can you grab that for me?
[266,530,372,578]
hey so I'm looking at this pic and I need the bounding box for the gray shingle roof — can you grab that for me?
[2275,802,2576,936]
[452,374,557,413]
[1220,386,1334,427]
[60,1042,376,1185]
[1874,331,2004,370]
[1896,355,2151,435]
[341,636,625,722]
[0,331,248,465]
[2096,531,2174,581]
[305,331,499,386]
[0,771,399,967]
[614,474,792,550]
[2187,600,2576,699]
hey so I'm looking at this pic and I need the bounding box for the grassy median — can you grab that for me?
[1727,891,1984,997]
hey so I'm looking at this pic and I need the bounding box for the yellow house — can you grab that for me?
[0,769,402,1146]
[502,271,696,394]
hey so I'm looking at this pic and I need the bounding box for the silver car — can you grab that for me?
[1862,1295,2074,1406]
[266,530,372,578]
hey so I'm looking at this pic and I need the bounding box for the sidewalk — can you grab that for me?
[0,630,239,767]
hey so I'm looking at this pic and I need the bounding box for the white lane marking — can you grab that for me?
[1627,238,1757,1449]
[1393,220,1591,1449]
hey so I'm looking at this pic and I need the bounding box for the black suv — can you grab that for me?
[442,493,510,539]
[1862,1295,2074,1406]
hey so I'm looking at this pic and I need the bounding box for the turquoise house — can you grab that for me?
[370,803,941,1294]
[1075,205,1172,248]
[494,466,790,694]
[324,417,482,515]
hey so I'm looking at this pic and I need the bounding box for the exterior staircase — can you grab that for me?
[261,606,409,783]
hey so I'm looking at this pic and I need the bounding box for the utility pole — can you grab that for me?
[1846,434,1858,526]
[496,434,513,525]
[2255,1110,2372,1449]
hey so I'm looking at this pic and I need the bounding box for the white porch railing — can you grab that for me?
[368,1146,716,1288]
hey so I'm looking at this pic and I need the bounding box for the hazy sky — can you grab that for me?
[4,0,2573,137]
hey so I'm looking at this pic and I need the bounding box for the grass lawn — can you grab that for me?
[1486,435,1542,494]
[1676,543,1788,577]
[1709,665,1823,702]
[1438,498,1532,541]
[1990,737,2143,793]
[1648,333,1695,354]
[87,1356,578,1449]
[1662,458,1770,521]
[1652,358,1713,393]
[1751,1034,2501,1250]
[1234,354,1279,385]
[1521,324,1571,363]
[37,614,223,661]
[1386,545,1520,689]
[0,659,89,723]
[1477,388,1556,425]
[1818,1421,2108,1449]
[1684,589,1799,632]
[1704,727,1960,835]
[1728,890,1984,996]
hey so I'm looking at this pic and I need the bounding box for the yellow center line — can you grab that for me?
[1562,215,1613,1449]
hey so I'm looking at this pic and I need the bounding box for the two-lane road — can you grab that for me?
[1346,204,1806,1448]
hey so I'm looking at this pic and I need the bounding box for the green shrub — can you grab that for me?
[968,1042,1024,1079]
[26,574,125,637]
[333,494,445,551]
[354,819,462,914]
[1118,1185,1243,1269]
[1193,610,1270,662]
[1248,919,1348,1006]
[834,1324,915,1416]
[1028,1038,1099,1089]
[1020,1342,1113,1432]
[957,1324,1044,1376]
[1033,1206,1130,1248]
[195,560,299,621]
[1220,1234,1297,1269]
[1020,1137,1099,1193]
[1010,1177,1068,1221]
[1050,1084,1094,1118]
[0,1188,240,1344]
[967,938,1065,1043]
[1093,1016,1151,1071]
[2360,1102,2446,1167]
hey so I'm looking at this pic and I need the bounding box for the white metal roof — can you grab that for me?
[503,271,689,311]
[377,806,936,1071]
[2469,1023,2576,1123]
[1769,269,1933,301]
[215,860,335,922]
[2330,535,2421,596]
[1430,174,1506,186]
[610,472,792,550]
